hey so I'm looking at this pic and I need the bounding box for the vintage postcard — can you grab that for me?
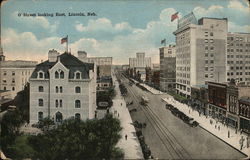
[0,0,250,159]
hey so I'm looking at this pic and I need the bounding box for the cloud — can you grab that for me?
[12,11,59,33]
[2,28,63,61]
[228,0,249,13]
[193,5,224,17]
[228,21,250,32]
[75,18,133,33]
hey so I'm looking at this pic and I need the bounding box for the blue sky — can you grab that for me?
[1,0,250,64]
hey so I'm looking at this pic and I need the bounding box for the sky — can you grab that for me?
[1,0,250,64]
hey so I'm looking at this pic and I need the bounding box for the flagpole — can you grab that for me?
[66,35,68,53]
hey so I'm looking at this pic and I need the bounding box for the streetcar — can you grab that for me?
[141,96,149,105]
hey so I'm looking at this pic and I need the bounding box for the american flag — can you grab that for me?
[171,12,179,22]
[61,36,68,44]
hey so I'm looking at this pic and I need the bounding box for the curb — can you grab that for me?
[199,125,248,158]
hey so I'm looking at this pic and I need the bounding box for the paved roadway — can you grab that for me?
[117,72,246,159]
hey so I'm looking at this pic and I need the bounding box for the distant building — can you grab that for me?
[129,52,151,68]
[159,45,176,92]
[174,13,227,98]
[226,32,250,85]
[77,51,112,77]
[29,50,96,124]
[129,52,151,81]
[0,90,13,106]
[0,59,37,98]
[97,76,113,92]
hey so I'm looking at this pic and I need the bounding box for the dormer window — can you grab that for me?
[38,71,44,79]
[55,70,64,79]
[55,71,59,79]
[75,71,81,79]
[60,71,64,79]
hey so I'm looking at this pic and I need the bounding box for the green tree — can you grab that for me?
[27,114,124,160]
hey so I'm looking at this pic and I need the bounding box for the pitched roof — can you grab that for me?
[30,53,94,79]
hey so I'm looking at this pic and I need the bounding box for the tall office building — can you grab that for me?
[159,45,176,92]
[174,13,227,98]
[129,52,151,81]
[226,32,250,85]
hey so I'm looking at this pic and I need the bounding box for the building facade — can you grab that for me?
[29,50,96,124]
[159,45,176,92]
[174,13,227,98]
[190,84,208,115]
[226,32,250,85]
[0,60,37,98]
[77,51,112,78]
[239,97,250,133]
[129,52,151,82]
[207,82,227,122]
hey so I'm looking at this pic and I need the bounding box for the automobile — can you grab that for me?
[171,108,180,116]
[187,119,199,127]
[165,104,173,109]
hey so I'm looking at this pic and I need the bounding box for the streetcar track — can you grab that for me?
[118,73,192,159]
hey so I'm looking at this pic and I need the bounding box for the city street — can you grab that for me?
[117,72,246,159]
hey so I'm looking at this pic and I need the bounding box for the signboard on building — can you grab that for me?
[178,12,197,29]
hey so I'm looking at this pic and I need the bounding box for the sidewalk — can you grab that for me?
[162,97,250,158]
[130,78,164,95]
[110,73,143,159]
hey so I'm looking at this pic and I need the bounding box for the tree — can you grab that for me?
[27,114,124,160]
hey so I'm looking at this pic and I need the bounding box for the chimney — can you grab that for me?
[48,49,59,62]
[78,51,88,62]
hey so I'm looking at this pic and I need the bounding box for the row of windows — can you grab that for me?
[2,87,15,91]
[176,79,190,85]
[204,39,214,43]
[227,49,249,52]
[38,70,82,79]
[38,112,81,121]
[38,99,82,108]
[176,84,191,92]
[2,71,16,76]
[38,86,81,93]
[227,55,250,58]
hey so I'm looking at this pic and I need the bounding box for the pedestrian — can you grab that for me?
[121,103,122,106]
[118,113,119,117]
[125,134,128,140]
[218,126,220,131]
[215,125,217,129]
[228,130,230,138]
[240,129,243,135]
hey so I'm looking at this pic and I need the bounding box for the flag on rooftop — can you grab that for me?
[61,36,68,44]
[171,12,179,22]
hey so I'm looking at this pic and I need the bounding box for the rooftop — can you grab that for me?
[31,53,94,79]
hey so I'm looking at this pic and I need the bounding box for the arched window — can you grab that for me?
[39,72,44,78]
[76,72,81,79]
[55,100,59,107]
[75,113,81,120]
[38,112,43,121]
[75,100,81,108]
[12,87,15,91]
[60,99,62,107]
[55,71,59,79]
[75,86,81,93]
[60,86,63,93]
[60,71,64,79]
[56,86,59,93]
[38,99,43,106]
[38,86,44,92]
